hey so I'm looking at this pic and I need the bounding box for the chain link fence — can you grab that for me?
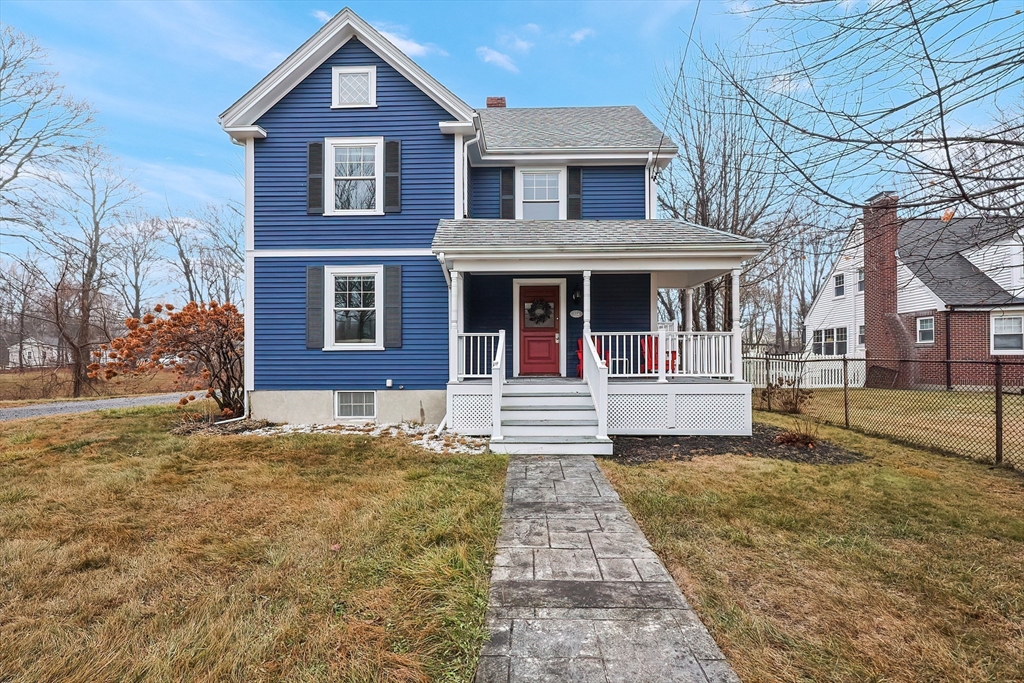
[744,356,1024,472]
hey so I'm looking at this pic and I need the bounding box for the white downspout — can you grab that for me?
[463,117,481,219]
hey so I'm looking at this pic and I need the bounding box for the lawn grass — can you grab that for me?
[0,406,507,682]
[600,412,1024,683]
[759,387,1024,469]
[0,367,181,406]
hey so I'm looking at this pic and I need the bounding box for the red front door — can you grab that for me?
[519,285,560,375]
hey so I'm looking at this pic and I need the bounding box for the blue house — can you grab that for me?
[220,8,765,454]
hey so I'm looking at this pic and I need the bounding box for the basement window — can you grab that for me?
[336,391,376,419]
[917,317,934,344]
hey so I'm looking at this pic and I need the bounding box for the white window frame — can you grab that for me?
[916,316,934,344]
[324,265,385,351]
[834,273,845,297]
[515,167,567,220]
[857,268,865,292]
[324,137,384,216]
[991,312,1024,355]
[858,324,866,346]
[331,66,377,109]
[334,390,377,420]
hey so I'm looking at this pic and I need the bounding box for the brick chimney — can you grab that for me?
[486,96,506,108]
[862,191,900,362]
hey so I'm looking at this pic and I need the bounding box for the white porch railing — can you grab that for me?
[590,330,739,379]
[582,333,609,439]
[457,332,500,379]
[491,330,506,440]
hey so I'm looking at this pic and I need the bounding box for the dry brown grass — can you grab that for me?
[0,406,506,682]
[0,367,180,406]
[601,413,1024,683]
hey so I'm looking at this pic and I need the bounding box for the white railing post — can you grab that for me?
[449,271,460,382]
[731,268,741,381]
[657,328,667,383]
[583,334,608,440]
[582,270,592,337]
[684,288,693,332]
[491,329,505,441]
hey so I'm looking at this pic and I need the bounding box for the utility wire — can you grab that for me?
[652,0,702,182]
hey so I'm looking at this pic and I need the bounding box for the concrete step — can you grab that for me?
[502,393,594,408]
[489,435,613,456]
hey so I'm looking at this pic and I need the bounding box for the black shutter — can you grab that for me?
[500,167,515,219]
[567,167,582,219]
[383,265,402,348]
[306,266,324,349]
[384,139,401,213]
[307,142,324,214]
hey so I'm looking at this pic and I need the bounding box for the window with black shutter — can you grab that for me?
[306,266,325,348]
[499,167,515,219]
[383,265,402,348]
[307,142,324,214]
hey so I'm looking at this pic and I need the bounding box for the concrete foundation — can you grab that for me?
[249,389,446,425]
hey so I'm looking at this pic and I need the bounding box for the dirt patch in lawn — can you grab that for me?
[611,422,862,465]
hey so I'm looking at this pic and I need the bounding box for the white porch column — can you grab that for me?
[731,268,742,380]
[684,288,693,332]
[582,270,592,336]
[449,270,460,382]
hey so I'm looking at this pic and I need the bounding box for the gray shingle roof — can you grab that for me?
[898,217,1023,306]
[476,106,675,153]
[432,219,763,252]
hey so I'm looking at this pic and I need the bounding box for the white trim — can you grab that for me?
[453,133,464,219]
[512,278,567,378]
[471,150,676,166]
[244,137,256,394]
[334,390,377,419]
[323,136,385,216]
[219,8,474,136]
[515,167,567,220]
[330,65,377,108]
[252,248,432,258]
[324,265,385,351]
[990,310,1024,355]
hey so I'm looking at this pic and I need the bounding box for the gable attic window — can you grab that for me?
[834,273,845,297]
[332,66,376,108]
[324,137,384,215]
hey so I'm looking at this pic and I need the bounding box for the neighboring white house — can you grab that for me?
[803,225,866,358]
[4,337,60,369]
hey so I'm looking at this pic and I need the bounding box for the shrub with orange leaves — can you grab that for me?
[90,301,245,418]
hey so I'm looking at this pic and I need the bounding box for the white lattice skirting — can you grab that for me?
[607,383,752,436]
[450,394,492,435]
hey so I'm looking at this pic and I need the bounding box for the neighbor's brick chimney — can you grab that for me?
[863,191,900,362]
[486,96,506,108]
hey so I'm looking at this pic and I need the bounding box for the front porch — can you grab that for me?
[432,218,765,454]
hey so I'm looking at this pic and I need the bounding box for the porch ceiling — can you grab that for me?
[433,219,766,273]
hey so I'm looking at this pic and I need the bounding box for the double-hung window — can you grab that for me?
[992,315,1024,352]
[332,66,376,108]
[812,330,823,355]
[857,268,865,292]
[326,266,383,349]
[325,137,384,215]
[858,324,866,346]
[812,327,847,355]
[518,169,564,219]
[917,316,934,344]
[835,327,848,355]
[834,273,845,297]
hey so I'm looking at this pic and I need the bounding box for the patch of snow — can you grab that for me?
[239,422,489,454]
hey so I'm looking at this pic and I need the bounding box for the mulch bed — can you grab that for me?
[170,418,273,436]
[610,423,863,466]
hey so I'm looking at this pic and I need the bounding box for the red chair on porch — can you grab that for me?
[576,338,610,377]
[641,335,678,374]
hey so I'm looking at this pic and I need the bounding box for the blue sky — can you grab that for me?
[3,0,749,215]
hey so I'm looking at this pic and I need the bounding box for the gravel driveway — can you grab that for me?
[0,393,186,422]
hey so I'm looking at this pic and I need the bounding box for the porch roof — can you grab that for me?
[432,219,765,254]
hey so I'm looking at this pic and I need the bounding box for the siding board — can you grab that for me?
[581,166,646,219]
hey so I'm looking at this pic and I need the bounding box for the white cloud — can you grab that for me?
[569,28,595,44]
[499,33,534,53]
[524,23,541,33]
[476,46,518,73]
[311,9,332,23]
[373,21,448,57]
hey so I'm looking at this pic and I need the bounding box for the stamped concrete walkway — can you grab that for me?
[475,455,739,683]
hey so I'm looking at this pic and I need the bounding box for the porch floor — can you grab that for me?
[457,376,737,385]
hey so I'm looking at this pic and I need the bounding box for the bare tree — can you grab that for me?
[0,25,93,215]
[109,212,164,320]
[13,144,140,396]
[163,201,244,306]
[733,0,1024,218]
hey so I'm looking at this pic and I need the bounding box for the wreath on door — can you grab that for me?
[527,299,554,325]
